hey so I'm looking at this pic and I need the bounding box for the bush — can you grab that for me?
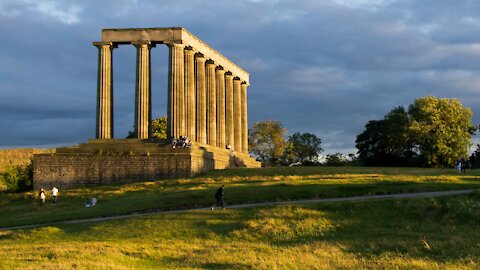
[324,153,350,166]
[1,161,33,192]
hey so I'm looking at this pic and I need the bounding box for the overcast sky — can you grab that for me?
[1,0,480,154]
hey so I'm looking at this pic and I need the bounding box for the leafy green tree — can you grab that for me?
[248,120,288,166]
[151,117,167,139]
[127,116,167,139]
[356,107,414,166]
[356,119,388,165]
[408,96,475,167]
[285,132,323,164]
[1,162,33,192]
[356,96,475,168]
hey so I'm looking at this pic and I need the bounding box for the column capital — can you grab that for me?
[165,42,186,49]
[184,47,195,55]
[206,59,215,65]
[215,66,225,75]
[195,53,207,62]
[93,41,117,49]
[225,71,233,78]
[132,40,155,48]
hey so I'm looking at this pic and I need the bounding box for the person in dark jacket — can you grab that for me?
[211,185,225,210]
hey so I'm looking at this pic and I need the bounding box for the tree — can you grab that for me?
[1,162,33,192]
[469,144,480,168]
[408,96,475,167]
[151,117,167,139]
[248,120,288,166]
[324,153,350,166]
[285,132,323,164]
[356,96,475,168]
[127,116,167,139]
[355,107,414,166]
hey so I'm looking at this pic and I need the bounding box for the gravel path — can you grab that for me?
[1,189,475,231]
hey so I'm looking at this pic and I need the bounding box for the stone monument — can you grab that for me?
[33,27,260,189]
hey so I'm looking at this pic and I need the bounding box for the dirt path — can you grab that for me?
[1,189,475,231]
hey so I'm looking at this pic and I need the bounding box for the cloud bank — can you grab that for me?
[1,0,480,153]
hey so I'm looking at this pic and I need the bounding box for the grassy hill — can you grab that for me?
[0,148,53,172]
[2,166,480,228]
[1,167,479,269]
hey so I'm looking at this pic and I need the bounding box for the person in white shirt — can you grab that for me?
[51,186,59,204]
[39,189,46,205]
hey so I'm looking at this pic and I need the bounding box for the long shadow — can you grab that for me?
[196,192,480,263]
[3,192,480,265]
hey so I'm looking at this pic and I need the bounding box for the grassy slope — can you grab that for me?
[0,148,53,172]
[1,192,479,269]
[1,166,480,228]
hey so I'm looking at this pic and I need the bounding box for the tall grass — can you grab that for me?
[1,193,479,269]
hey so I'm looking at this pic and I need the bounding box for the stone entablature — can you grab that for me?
[101,27,249,84]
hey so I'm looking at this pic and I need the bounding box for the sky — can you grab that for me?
[1,0,480,154]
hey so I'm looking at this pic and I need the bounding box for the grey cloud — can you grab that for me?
[2,0,480,152]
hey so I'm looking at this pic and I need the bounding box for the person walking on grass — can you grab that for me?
[51,186,58,204]
[211,185,225,210]
[39,188,46,206]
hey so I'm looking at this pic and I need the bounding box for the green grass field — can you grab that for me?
[1,166,480,269]
[2,166,480,228]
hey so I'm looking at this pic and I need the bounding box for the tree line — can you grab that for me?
[135,96,475,168]
[248,96,476,168]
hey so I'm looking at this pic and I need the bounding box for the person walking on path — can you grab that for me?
[51,186,58,204]
[461,158,467,173]
[211,185,225,210]
[39,189,46,206]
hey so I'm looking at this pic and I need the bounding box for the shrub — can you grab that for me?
[1,161,33,192]
[324,153,350,166]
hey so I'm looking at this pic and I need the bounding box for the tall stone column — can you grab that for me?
[241,82,249,153]
[93,41,115,139]
[233,78,242,151]
[225,72,234,149]
[167,43,185,139]
[184,48,196,142]
[206,60,217,146]
[195,54,207,144]
[133,41,154,139]
[216,67,226,148]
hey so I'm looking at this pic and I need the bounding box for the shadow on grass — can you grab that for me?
[209,192,480,263]
[161,256,254,270]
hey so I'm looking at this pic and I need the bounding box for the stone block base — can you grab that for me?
[33,139,260,189]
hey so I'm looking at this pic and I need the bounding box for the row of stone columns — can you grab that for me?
[94,41,249,153]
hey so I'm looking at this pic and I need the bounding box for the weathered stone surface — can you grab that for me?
[93,42,115,139]
[34,27,261,189]
[195,54,207,144]
[216,67,226,148]
[33,140,260,189]
[133,41,153,139]
[233,78,242,152]
[206,60,217,147]
[101,27,249,84]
